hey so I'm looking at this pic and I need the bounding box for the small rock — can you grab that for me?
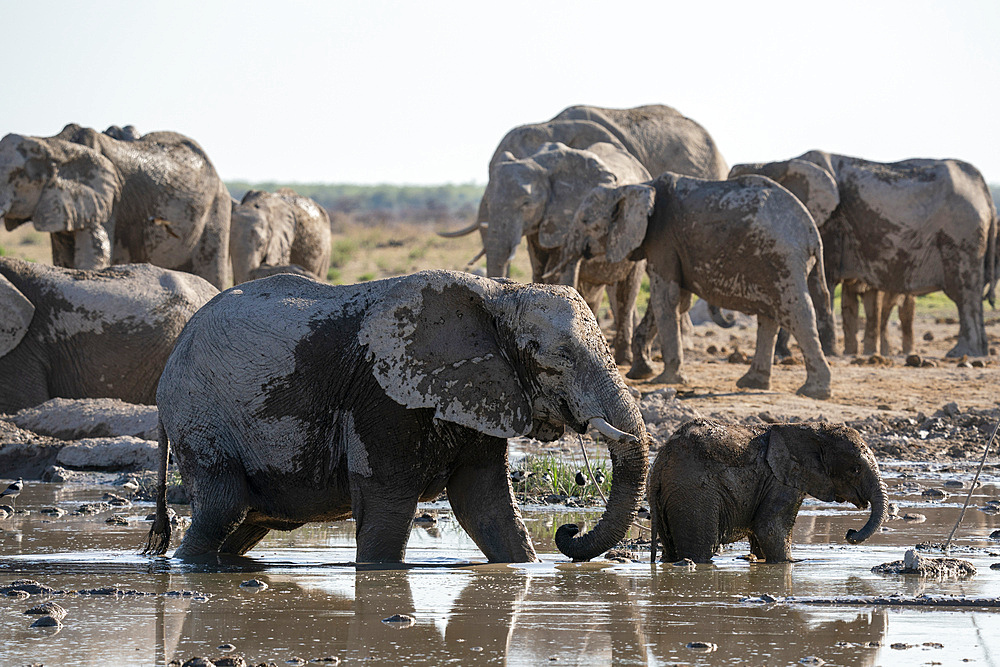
[39,507,66,517]
[727,350,750,364]
[940,402,961,416]
[890,643,913,650]
[310,658,340,664]
[876,404,891,411]
[799,658,825,666]
[685,641,718,652]
[779,356,801,366]
[217,644,236,652]
[413,513,436,525]
[239,579,268,590]
[181,659,215,667]
[920,359,937,368]
[106,514,129,526]
[706,345,719,355]
[957,361,973,368]
[943,480,965,488]
[42,465,79,483]
[382,613,415,628]
[921,488,947,499]
[902,513,926,523]
[923,332,934,341]
[25,602,66,621]
[673,558,696,568]
[990,530,1000,540]
[990,563,1000,570]
[286,659,306,666]
[30,614,62,628]
[905,354,922,367]
[213,658,247,667]
[972,359,985,368]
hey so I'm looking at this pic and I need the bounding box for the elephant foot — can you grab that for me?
[652,370,688,385]
[796,382,832,400]
[843,342,859,356]
[946,340,987,358]
[736,372,770,391]
[626,359,656,380]
[614,348,633,366]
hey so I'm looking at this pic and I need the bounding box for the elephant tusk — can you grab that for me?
[465,247,486,267]
[437,220,485,238]
[589,417,638,444]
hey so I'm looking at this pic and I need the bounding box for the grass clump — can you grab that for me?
[511,454,612,505]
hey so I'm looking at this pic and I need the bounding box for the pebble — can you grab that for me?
[799,658,825,666]
[990,530,1000,540]
[921,488,947,499]
[943,480,965,488]
[673,558,696,568]
[39,507,66,517]
[30,614,62,628]
[217,644,236,652]
[902,513,926,522]
[25,602,66,621]
[382,613,415,628]
[991,563,1000,570]
[413,513,436,525]
[685,641,718,652]
[286,658,306,666]
[181,659,215,667]
[310,658,340,664]
[239,579,268,590]
[905,354,922,367]
[213,658,247,667]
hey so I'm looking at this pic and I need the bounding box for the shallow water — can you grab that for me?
[1,468,1000,666]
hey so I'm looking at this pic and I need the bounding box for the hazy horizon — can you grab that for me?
[3,1,998,185]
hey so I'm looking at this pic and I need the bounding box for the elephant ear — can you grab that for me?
[774,159,840,227]
[606,184,655,263]
[33,141,121,233]
[536,143,615,249]
[765,425,837,502]
[358,272,533,438]
[0,273,34,358]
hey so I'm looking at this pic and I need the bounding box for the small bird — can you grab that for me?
[121,479,140,498]
[1,478,23,507]
[575,471,587,486]
[593,470,606,485]
[637,507,651,520]
[511,470,531,484]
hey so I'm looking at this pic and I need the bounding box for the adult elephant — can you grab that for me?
[443,105,729,279]
[0,124,232,289]
[230,188,332,284]
[143,270,650,563]
[470,141,651,362]
[552,173,834,399]
[730,151,998,357]
[0,257,218,413]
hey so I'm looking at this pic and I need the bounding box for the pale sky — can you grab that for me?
[3,1,998,185]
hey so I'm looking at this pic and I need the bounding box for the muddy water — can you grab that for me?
[1,468,1000,666]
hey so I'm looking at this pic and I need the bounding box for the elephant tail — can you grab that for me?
[986,207,998,308]
[141,415,172,556]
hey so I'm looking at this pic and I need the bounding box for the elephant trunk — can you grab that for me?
[708,304,737,328]
[845,473,888,544]
[485,232,519,278]
[555,383,649,562]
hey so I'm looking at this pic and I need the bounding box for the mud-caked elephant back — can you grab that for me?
[358,272,532,438]
[0,271,34,357]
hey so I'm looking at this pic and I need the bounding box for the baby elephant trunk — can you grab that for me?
[845,475,888,544]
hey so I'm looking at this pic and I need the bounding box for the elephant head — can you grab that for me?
[0,273,34,359]
[359,271,650,561]
[551,182,656,286]
[0,133,121,268]
[766,423,887,544]
[728,156,840,227]
[230,190,298,284]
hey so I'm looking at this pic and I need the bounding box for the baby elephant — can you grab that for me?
[649,418,887,563]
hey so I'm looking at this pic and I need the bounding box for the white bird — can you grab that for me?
[0,478,23,506]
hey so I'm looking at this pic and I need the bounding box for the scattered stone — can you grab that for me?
[923,332,934,341]
[217,644,236,652]
[922,488,947,499]
[957,361,973,368]
[382,613,415,628]
[286,659,306,666]
[603,548,635,563]
[75,586,153,597]
[990,563,1000,570]
[25,602,66,620]
[310,657,340,664]
[56,436,159,472]
[213,658,247,667]
[923,642,944,649]
[239,579,268,590]
[2,580,57,596]
[920,359,937,368]
[103,492,132,506]
[972,359,986,368]
[181,659,215,667]
[685,641,718,652]
[413,513,436,525]
[872,549,976,579]
[799,658,825,666]
[75,502,112,515]
[6,589,30,599]
[779,356,801,365]
[105,514,129,526]
[905,354,922,367]
[30,614,62,628]
[673,558,696,568]
[11,398,159,441]
[39,507,66,517]
[890,643,913,650]
[706,345,719,355]
[943,480,965,488]
[876,404,891,410]
[727,349,750,364]
[991,530,1000,540]
[41,465,80,483]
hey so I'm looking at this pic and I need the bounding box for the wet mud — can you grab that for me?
[2,470,1000,666]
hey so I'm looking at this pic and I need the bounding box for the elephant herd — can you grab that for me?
[0,106,995,566]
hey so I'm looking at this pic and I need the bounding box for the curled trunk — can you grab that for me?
[555,395,649,561]
[708,304,736,328]
[845,475,888,544]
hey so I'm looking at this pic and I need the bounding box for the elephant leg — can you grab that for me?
[448,438,536,563]
[808,261,837,356]
[942,261,988,357]
[773,328,792,360]
[218,520,270,556]
[191,191,233,289]
[73,226,112,270]
[899,295,916,355]
[861,289,882,355]
[748,533,767,561]
[609,263,644,365]
[664,503,719,563]
[841,281,861,355]
[626,308,657,380]
[737,316,778,390]
[785,298,832,400]
[648,273,687,385]
[50,232,75,267]
[351,477,420,563]
[879,293,902,356]
[174,472,250,559]
[751,494,801,562]
[577,280,606,320]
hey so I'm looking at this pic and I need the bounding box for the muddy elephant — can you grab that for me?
[0,257,218,413]
[648,418,887,563]
[730,151,998,357]
[0,124,232,288]
[553,173,835,399]
[841,279,915,356]
[144,270,649,563]
[443,105,729,279]
[230,188,331,284]
[457,141,651,363]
